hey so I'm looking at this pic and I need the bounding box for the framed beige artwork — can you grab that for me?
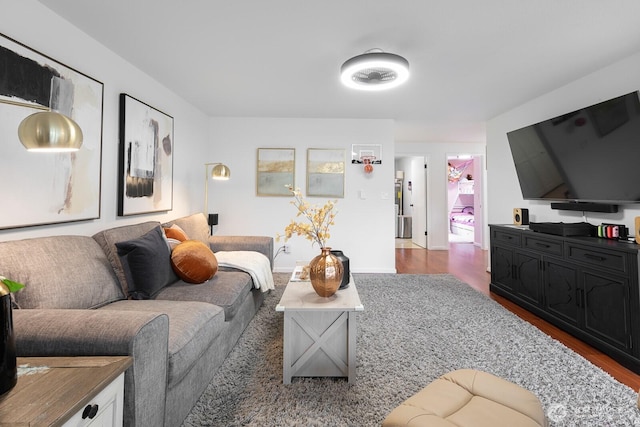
[257,148,295,196]
[307,148,345,198]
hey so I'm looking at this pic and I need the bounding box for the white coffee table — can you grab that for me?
[275,275,364,384]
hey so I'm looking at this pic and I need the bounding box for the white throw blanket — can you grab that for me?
[215,251,275,292]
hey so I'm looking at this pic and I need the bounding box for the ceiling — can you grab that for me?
[38,0,640,143]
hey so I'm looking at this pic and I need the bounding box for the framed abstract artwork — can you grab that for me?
[118,94,174,216]
[0,33,104,229]
[307,148,345,198]
[256,148,295,196]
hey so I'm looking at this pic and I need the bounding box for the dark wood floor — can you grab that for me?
[396,243,640,392]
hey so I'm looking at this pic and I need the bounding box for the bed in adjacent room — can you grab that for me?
[450,206,475,237]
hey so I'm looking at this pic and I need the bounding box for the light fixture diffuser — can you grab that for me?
[18,111,83,152]
[340,50,409,91]
[0,99,84,152]
[210,163,231,180]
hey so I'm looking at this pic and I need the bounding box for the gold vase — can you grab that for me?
[309,247,344,297]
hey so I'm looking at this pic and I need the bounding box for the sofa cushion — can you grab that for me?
[0,235,124,309]
[93,221,162,296]
[100,299,225,387]
[116,226,178,299]
[155,271,253,321]
[170,241,218,284]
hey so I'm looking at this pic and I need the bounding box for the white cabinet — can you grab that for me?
[63,373,125,426]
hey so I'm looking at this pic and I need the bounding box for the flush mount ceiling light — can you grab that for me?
[340,49,409,91]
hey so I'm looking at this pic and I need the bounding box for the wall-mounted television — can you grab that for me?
[507,91,640,210]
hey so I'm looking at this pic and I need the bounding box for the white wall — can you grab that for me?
[396,142,486,249]
[0,4,397,274]
[472,155,484,246]
[0,1,209,241]
[487,50,640,231]
[208,118,397,273]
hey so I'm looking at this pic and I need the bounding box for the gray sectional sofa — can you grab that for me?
[0,213,273,427]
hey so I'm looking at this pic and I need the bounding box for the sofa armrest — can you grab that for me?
[14,309,169,427]
[209,235,274,269]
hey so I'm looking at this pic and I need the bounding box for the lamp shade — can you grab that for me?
[17,111,83,152]
[204,162,230,229]
[340,51,409,91]
[211,163,230,180]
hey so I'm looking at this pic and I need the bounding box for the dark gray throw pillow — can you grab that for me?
[116,226,178,299]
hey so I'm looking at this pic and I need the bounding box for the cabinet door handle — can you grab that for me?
[583,253,605,262]
[575,288,583,308]
[535,242,551,248]
[82,404,99,419]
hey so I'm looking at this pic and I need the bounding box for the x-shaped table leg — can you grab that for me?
[283,310,353,383]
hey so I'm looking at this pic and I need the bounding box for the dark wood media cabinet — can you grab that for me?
[489,224,640,373]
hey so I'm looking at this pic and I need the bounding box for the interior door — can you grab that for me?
[411,157,427,248]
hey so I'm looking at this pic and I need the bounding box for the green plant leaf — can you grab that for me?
[1,278,25,293]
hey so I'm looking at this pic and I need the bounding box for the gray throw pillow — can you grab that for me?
[116,226,178,299]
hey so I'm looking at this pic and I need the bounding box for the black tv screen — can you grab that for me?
[507,91,640,204]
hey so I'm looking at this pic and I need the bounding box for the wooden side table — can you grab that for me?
[0,356,132,426]
[276,275,364,384]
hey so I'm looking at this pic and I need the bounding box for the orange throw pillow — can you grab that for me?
[164,225,189,242]
[170,241,218,284]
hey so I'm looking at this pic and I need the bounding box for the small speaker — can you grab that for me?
[513,208,529,226]
[635,217,640,244]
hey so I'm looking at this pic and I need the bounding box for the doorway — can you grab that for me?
[394,156,427,248]
[447,155,480,244]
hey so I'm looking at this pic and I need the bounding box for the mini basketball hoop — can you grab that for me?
[361,155,376,174]
[351,144,382,174]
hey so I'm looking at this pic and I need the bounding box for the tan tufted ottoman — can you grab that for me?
[382,369,547,427]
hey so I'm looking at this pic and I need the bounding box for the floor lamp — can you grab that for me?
[204,162,231,233]
[0,98,83,152]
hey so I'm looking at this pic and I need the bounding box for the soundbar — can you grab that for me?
[550,202,618,213]
[529,222,596,237]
